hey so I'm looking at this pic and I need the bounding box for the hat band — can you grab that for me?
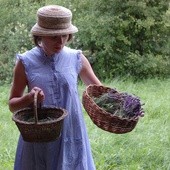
[38,16,71,29]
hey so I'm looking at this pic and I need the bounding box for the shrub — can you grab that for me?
[0,0,43,84]
[74,0,170,80]
[0,0,169,84]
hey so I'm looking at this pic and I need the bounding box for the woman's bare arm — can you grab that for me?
[9,60,44,112]
[79,54,102,86]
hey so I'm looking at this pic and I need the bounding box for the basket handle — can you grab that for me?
[34,90,40,124]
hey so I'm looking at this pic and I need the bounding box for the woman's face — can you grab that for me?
[40,35,69,56]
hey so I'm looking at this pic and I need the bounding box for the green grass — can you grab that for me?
[0,78,170,170]
[0,86,19,170]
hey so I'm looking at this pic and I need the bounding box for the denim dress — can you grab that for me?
[14,46,96,170]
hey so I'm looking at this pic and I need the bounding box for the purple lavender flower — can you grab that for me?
[123,94,143,117]
[94,89,144,118]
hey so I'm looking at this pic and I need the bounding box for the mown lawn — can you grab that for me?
[0,78,170,170]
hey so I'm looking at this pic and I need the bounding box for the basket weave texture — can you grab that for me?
[82,85,139,134]
[12,91,68,142]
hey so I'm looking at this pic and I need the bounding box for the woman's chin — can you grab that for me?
[54,47,62,53]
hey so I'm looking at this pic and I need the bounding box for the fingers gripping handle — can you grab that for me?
[34,90,40,124]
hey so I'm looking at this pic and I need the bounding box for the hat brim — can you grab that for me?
[31,23,78,36]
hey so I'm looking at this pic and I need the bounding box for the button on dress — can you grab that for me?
[14,46,96,170]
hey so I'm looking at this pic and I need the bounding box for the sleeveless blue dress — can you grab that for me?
[14,46,96,170]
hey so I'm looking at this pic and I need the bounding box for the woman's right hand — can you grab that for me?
[29,87,45,104]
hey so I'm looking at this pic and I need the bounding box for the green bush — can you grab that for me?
[0,0,43,85]
[0,0,169,84]
[0,0,74,85]
[123,52,170,79]
[74,0,170,80]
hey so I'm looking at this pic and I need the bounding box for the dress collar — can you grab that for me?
[37,47,62,64]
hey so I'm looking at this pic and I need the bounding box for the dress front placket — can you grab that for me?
[50,57,61,106]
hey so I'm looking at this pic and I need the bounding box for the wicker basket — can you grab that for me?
[82,85,139,134]
[12,91,68,142]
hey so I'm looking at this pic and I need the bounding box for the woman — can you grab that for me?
[9,5,102,170]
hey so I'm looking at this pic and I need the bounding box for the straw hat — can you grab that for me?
[31,5,78,36]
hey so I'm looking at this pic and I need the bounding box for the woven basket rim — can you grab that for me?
[12,107,68,125]
[85,84,139,122]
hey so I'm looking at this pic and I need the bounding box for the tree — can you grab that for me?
[74,0,170,79]
[0,0,169,84]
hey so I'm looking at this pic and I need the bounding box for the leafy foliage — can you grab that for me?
[0,0,43,84]
[74,0,170,79]
[0,0,169,84]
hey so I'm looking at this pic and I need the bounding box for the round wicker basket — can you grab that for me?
[82,85,139,134]
[12,91,68,142]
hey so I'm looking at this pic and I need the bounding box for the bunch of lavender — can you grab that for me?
[93,89,144,119]
[121,93,144,118]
